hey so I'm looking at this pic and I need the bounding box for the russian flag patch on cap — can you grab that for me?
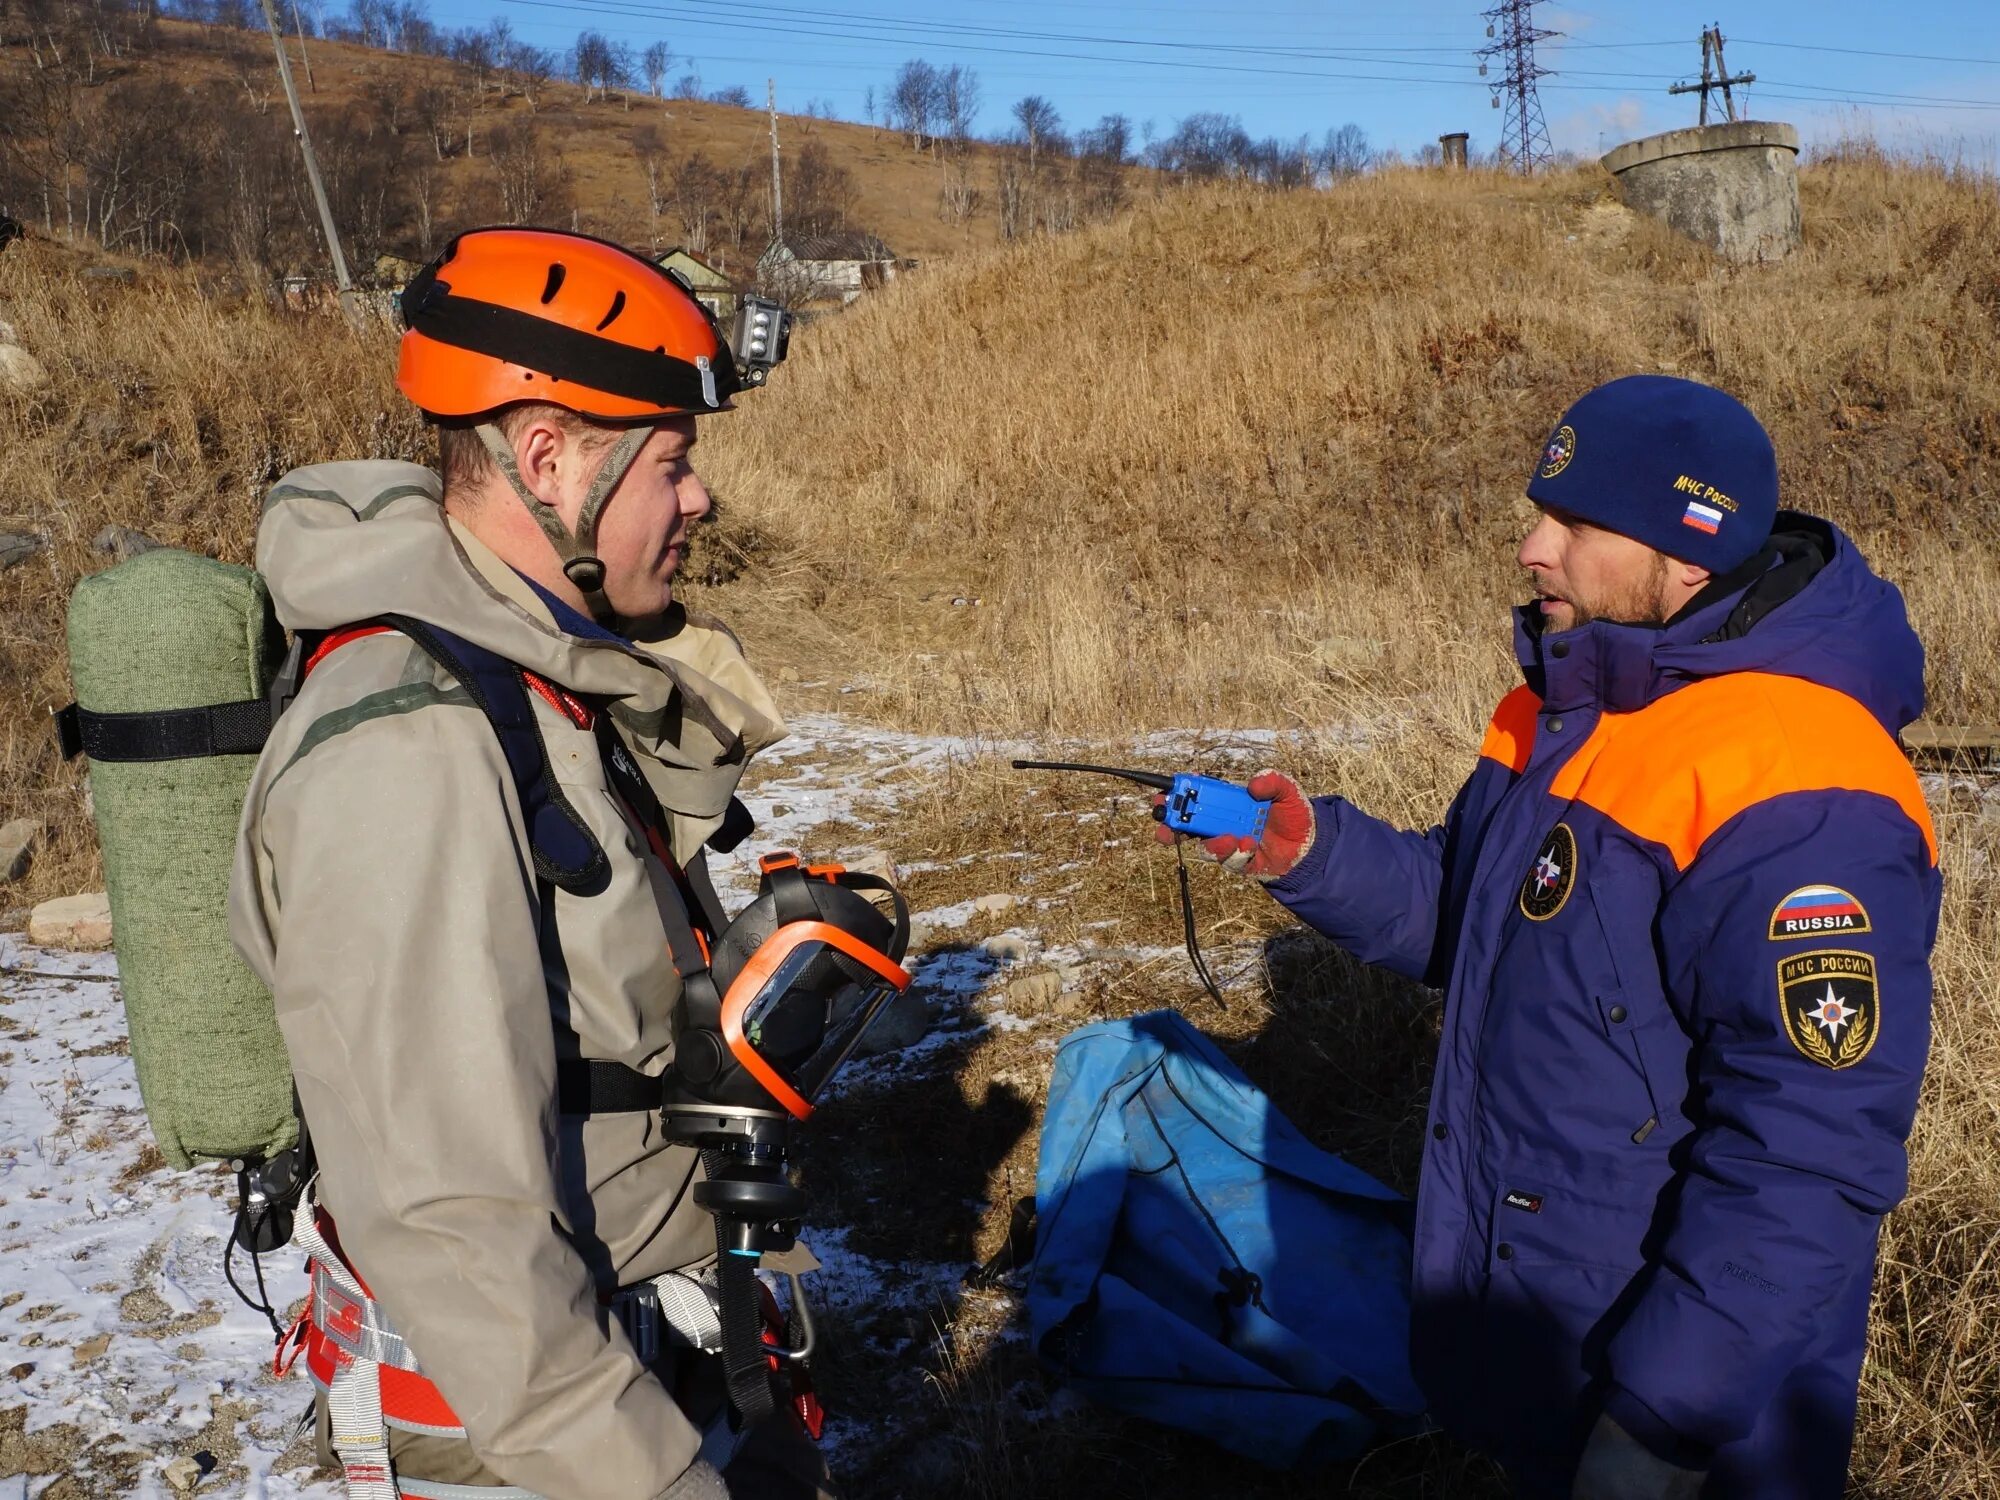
[1682,499,1725,535]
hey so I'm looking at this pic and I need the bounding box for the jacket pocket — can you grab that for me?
[1593,989,1689,1138]
[1487,1180,1651,1276]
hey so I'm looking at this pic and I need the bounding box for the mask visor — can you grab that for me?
[721,923,911,1120]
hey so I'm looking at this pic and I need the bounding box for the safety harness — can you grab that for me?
[252,619,817,1497]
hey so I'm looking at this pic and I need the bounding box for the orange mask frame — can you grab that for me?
[718,921,913,1120]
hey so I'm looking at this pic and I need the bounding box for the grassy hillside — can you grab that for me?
[0,17,1027,269]
[1,154,1996,1495]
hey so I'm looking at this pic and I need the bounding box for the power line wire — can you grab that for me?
[1735,37,2000,69]
[478,0,2000,116]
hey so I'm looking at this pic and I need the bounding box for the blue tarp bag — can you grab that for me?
[1026,1010,1427,1468]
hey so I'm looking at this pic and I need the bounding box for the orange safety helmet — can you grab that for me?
[394,227,742,622]
[396,225,739,421]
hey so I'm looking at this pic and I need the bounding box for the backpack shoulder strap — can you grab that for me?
[381,615,613,898]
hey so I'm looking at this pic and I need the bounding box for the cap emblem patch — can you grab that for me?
[1539,424,1576,479]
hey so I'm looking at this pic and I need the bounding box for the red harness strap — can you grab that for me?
[304,624,396,675]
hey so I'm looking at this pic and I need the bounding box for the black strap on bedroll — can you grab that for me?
[55,698,272,763]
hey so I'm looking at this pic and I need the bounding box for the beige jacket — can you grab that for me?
[228,461,785,1500]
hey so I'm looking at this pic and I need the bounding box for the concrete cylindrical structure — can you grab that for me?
[1600,120,1800,264]
[1440,132,1470,169]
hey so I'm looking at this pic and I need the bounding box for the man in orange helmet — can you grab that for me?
[229,229,823,1499]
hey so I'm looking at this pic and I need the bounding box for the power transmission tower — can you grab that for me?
[1477,0,1558,173]
[1668,25,1755,125]
[767,79,784,251]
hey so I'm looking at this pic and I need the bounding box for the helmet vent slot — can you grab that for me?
[596,290,627,330]
[540,263,566,304]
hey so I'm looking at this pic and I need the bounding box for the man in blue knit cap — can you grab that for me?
[1174,376,1940,1498]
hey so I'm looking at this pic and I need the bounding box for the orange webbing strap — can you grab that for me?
[294,1194,471,1500]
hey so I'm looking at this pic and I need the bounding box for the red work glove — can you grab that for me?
[1152,769,1316,883]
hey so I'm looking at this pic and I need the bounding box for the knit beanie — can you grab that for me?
[1524,375,1778,572]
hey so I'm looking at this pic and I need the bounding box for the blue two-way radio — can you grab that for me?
[1010,759,1274,1013]
[1010,760,1270,841]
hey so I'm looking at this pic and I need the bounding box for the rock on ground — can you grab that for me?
[92,523,163,561]
[28,892,113,950]
[0,526,46,570]
[0,817,38,882]
[0,342,47,392]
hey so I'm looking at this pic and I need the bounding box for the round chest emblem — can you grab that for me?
[1539,424,1576,479]
[1519,822,1577,921]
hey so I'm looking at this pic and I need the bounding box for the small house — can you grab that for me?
[758,231,898,307]
[656,247,740,321]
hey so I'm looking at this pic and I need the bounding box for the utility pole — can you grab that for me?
[767,79,784,251]
[290,0,315,93]
[1668,25,1755,126]
[256,0,358,321]
[1477,0,1557,174]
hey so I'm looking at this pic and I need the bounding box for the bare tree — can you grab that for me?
[939,64,979,151]
[412,80,457,158]
[641,40,672,99]
[631,123,667,245]
[888,59,938,151]
[669,150,720,252]
[1076,114,1130,218]
[719,156,762,250]
[1012,95,1063,171]
[783,140,855,236]
[1317,123,1369,179]
[508,43,555,113]
[489,116,568,219]
[573,29,613,103]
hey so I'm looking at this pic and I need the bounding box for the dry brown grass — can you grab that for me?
[705,152,2000,739]
[0,18,1044,268]
[2,154,1996,1495]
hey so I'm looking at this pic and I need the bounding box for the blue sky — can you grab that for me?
[417,0,2000,163]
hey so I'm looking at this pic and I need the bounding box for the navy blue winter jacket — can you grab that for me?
[1268,516,1940,1498]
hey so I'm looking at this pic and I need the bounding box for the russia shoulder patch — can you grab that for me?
[1777,949,1880,1070]
[1768,885,1871,941]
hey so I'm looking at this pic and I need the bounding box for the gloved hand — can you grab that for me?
[1152,769,1316,883]
[1572,1414,1706,1500]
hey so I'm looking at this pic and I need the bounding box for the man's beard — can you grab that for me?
[1536,553,1672,632]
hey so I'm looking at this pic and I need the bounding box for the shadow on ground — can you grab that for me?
[798,921,1514,1499]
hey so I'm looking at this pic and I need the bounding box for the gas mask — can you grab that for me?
[664,854,912,1253]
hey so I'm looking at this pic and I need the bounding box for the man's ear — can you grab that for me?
[513,419,571,512]
[1674,558,1712,592]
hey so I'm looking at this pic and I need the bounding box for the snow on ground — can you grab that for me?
[0,936,326,1498]
[0,712,1272,1496]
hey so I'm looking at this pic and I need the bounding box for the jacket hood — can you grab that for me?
[257,460,786,819]
[1516,513,1926,736]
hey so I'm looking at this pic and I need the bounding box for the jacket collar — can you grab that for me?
[1513,517,1830,715]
